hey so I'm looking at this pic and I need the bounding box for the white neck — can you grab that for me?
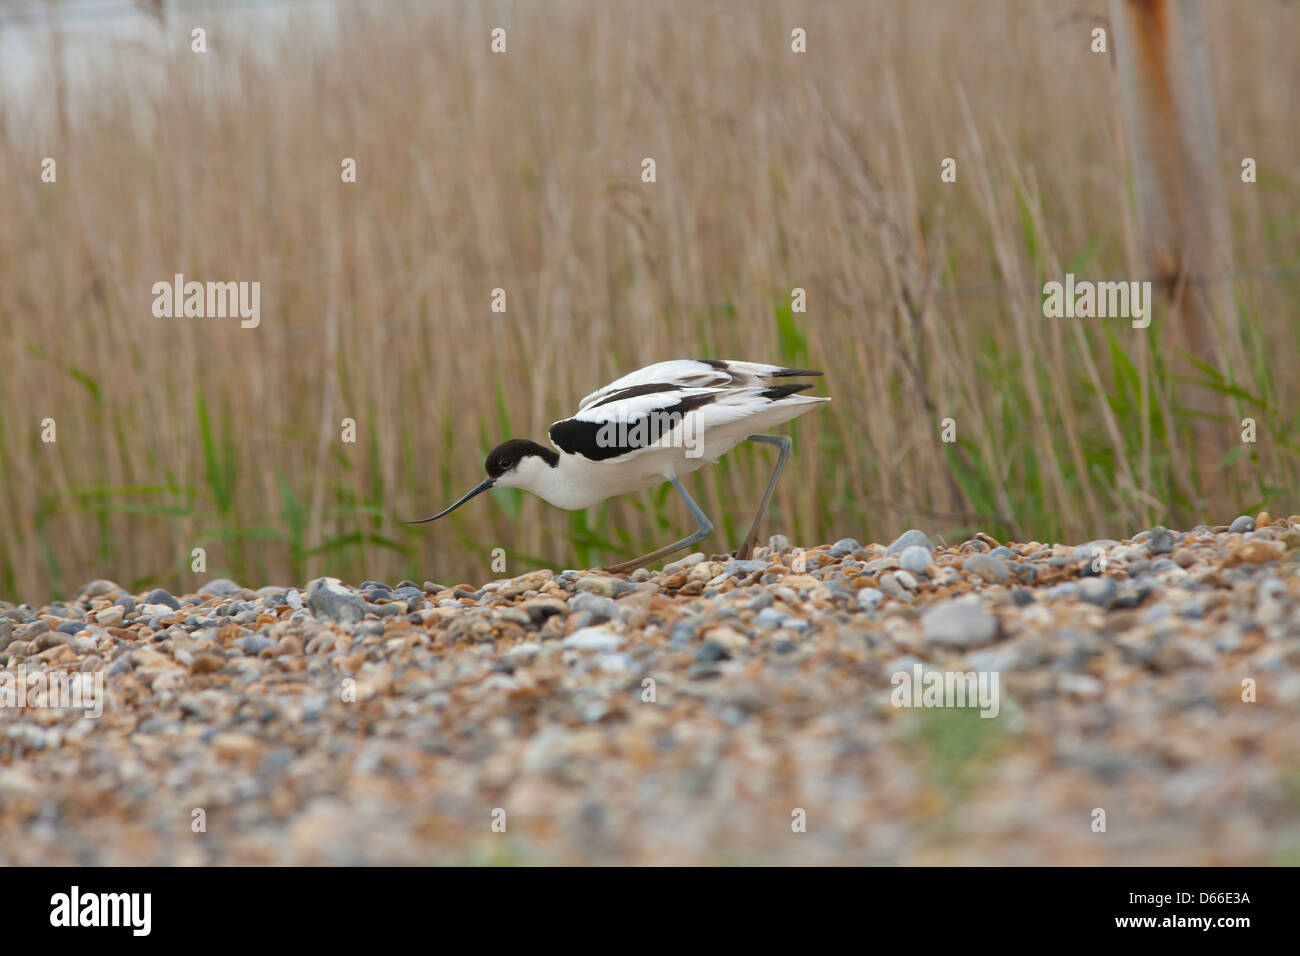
[501,453,607,510]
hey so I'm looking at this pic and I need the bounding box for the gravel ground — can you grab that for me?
[3,515,1299,865]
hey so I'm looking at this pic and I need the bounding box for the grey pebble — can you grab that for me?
[899,546,931,576]
[830,538,860,558]
[1229,515,1255,534]
[1148,527,1175,555]
[77,580,122,600]
[238,636,274,655]
[561,627,623,652]
[726,559,768,578]
[878,574,910,600]
[570,591,618,624]
[145,588,181,611]
[1079,577,1117,608]
[921,600,998,648]
[199,578,243,597]
[695,641,731,662]
[962,553,1009,584]
[306,577,369,624]
[886,529,934,556]
[857,587,884,610]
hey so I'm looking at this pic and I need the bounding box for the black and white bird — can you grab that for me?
[406,360,830,572]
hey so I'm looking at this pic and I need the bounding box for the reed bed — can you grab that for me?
[0,0,1296,602]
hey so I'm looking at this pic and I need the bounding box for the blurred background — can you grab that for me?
[0,0,1296,603]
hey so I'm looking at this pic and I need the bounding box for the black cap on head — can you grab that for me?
[485,439,559,478]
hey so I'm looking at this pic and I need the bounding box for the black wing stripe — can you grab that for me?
[587,382,684,409]
[551,393,719,460]
[759,383,813,400]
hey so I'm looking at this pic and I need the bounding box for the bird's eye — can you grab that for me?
[503,460,515,470]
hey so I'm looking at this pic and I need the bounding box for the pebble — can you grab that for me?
[1078,577,1118,608]
[1229,515,1255,534]
[830,538,860,558]
[199,579,243,597]
[1227,540,1283,566]
[77,580,121,599]
[878,573,911,600]
[569,591,618,623]
[306,577,369,623]
[899,546,931,576]
[238,636,274,655]
[695,640,731,662]
[1148,527,1176,555]
[962,553,1009,584]
[94,606,124,627]
[856,588,884,610]
[145,588,181,611]
[885,529,934,556]
[920,600,998,647]
[574,576,618,597]
[561,627,623,652]
[725,559,767,578]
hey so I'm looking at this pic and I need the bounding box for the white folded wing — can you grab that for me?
[551,384,818,463]
[577,359,815,411]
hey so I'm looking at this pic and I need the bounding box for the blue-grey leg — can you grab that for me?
[605,477,714,573]
[735,434,792,560]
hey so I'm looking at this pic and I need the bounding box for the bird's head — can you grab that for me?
[404,439,559,523]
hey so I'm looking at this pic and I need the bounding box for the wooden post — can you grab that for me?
[1109,0,1238,506]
